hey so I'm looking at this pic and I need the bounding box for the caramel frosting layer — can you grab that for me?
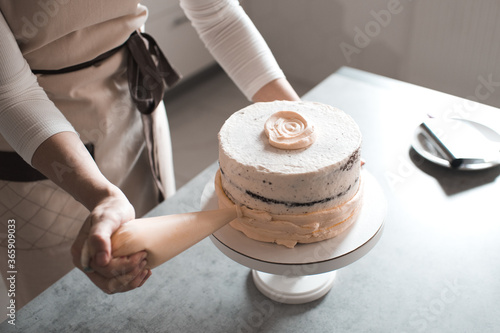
[215,169,363,248]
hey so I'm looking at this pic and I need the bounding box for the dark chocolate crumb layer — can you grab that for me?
[245,180,356,208]
[340,148,360,172]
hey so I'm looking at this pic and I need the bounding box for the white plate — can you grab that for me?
[411,121,500,170]
[203,170,387,276]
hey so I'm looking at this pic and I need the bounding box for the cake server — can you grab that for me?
[419,117,500,168]
[81,207,238,270]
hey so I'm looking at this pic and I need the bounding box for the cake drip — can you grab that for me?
[264,111,316,149]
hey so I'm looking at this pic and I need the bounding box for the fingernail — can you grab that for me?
[140,259,147,269]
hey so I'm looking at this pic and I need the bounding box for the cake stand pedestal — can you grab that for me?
[251,270,337,305]
[201,171,386,304]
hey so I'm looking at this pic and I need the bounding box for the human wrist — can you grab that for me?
[252,78,301,103]
[31,132,128,211]
[80,182,125,212]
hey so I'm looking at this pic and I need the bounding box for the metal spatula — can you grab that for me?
[420,117,500,168]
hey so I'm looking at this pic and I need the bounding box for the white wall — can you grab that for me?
[402,0,500,108]
[244,0,500,108]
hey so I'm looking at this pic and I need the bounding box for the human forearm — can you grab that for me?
[33,131,150,291]
[31,131,121,211]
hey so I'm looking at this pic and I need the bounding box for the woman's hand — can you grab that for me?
[31,132,152,293]
[71,190,152,294]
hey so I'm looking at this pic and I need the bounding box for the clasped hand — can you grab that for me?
[71,192,151,294]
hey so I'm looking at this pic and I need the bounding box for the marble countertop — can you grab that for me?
[3,67,499,332]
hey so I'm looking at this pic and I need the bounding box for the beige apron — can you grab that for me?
[0,2,176,308]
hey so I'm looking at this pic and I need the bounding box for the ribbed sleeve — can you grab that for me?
[180,0,285,100]
[0,12,76,165]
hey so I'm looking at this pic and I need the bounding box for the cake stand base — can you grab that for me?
[252,270,337,304]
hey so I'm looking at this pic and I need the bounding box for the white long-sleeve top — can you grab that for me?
[0,12,76,164]
[180,0,284,100]
[0,0,284,164]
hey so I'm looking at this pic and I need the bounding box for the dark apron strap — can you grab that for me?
[31,44,125,75]
[0,143,95,182]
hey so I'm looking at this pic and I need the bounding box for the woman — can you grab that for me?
[0,0,300,308]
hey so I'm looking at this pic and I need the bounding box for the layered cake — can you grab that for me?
[215,100,363,248]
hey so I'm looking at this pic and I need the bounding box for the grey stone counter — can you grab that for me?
[3,67,500,332]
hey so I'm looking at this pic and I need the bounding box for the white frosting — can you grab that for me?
[218,101,362,215]
[264,111,316,149]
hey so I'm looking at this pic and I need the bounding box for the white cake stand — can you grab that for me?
[201,170,386,304]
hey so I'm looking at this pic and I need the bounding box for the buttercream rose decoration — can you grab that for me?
[264,111,316,149]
